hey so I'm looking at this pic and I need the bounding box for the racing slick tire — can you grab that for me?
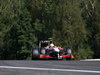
[40,48,46,55]
[63,47,73,60]
[32,49,40,60]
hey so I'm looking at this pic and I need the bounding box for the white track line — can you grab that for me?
[0,66,100,73]
[81,59,100,61]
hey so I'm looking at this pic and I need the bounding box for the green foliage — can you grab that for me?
[0,0,36,59]
[74,45,93,60]
[80,0,100,58]
[0,0,99,59]
[53,0,87,47]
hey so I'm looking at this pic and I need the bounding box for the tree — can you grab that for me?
[80,0,100,58]
[0,0,99,59]
[0,0,36,59]
[52,0,93,59]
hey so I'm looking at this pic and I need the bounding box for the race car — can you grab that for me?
[32,40,74,60]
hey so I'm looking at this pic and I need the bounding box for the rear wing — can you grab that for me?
[40,40,50,43]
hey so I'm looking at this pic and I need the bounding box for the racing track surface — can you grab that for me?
[0,60,100,75]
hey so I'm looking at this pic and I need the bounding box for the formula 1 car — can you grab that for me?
[32,40,74,60]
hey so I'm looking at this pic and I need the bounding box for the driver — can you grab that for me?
[49,41,54,48]
[49,41,60,52]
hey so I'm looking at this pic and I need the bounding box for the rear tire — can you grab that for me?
[32,49,40,60]
[64,47,73,60]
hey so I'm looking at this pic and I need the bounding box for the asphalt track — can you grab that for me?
[0,60,100,75]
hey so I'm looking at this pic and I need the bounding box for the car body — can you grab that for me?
[32,40,74,60]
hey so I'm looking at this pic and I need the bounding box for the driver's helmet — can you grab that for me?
[50,43,54,47]
[49,40,54,48]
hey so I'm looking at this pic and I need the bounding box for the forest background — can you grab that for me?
[0,0,100,60]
